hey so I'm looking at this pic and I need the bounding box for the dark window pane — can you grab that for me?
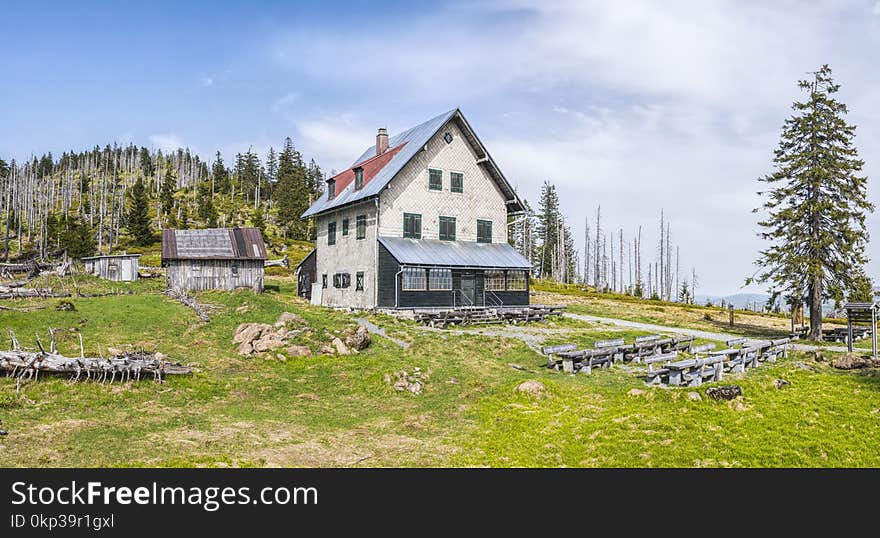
[439,216,456,241]
[342,218,350,236]
[451,172,463,193]
[356,215,366,239]
[328,221,336,245]
[356,271,364,291]
[403,213,422,239]
[327,179,336,200]
[477,219,492,243]
[428,169,442,190]
[354,168,364,190]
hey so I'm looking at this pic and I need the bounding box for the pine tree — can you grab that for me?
[212,151,229,194]
[179,204,190,230]
[125,177,153,246]
[750,65,874,339]
[535,181,560,278]
[252,208,265,233]
[160,160,176,217]
[60,215,96,258]
[275,137,310,239]
[196,181,218,228]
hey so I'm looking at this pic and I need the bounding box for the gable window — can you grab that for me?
[327,179,336,200]
[485,270,505,291]
[356,215,366,239]
[439,216,456,241]
[450,172,463,193]
[507,270,527,291]
[401,267,426,291]
[327,221,337,245]
[477,219,492,243]
[322,274,328,289]
[356,271,364,291]
[443,132,453,144]
[403,213,422,239]
[342,218,350,236]
[231,264,239,276]
[354,167,364,190]
[428,169,442,191]
[429,268,452,291]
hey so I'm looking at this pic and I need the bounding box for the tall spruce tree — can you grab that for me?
[197,181,218,227]
[535,181,561,278]
[125,177,153,246]
[275,137,310,239]
[160,160,176,217]
[750,65,873,338]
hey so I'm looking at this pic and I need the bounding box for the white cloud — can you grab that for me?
[149,133,185,153]
[267,0,880,294]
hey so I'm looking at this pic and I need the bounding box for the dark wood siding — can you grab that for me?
[377,242,399,307]
[377,242,529,308]
[296,249,317,299]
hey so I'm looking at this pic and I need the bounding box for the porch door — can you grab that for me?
[461,273,476,306]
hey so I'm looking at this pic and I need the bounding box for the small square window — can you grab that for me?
[439,216,456,241]
[356,271,364,291]
[443,132,453,144]
[403,213,422,239]
[450,172,463,193]
[428,169,442,191]
[477,219,492,243]
[342,218,350,236]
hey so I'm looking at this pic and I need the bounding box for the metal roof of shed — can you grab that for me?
[161,228,268,261]
[378,236,532,269]
[301,108,524,218]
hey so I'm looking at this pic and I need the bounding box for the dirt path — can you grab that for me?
[563,312,850,353]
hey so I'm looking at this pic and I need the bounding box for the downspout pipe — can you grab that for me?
[394,267,404,309]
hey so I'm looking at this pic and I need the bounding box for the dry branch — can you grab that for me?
[1,329,191,391]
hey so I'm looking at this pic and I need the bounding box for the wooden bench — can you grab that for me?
[644,351,679,385]
[669,336,695,353]
[542,344,578,369]
[666,355,726,387]
[557,347,617,374]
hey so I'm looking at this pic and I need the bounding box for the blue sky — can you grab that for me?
[3,0,880,296]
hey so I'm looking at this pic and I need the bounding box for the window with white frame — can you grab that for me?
[485,270,505,291]
[401,267,426,291]
[429,268,452,290]
[507,270,527,291]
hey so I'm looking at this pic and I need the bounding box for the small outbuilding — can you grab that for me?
[81,254,141,281]
[161,227,268,292]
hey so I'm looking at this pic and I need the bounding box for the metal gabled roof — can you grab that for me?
[301,108,524,218]
[378,236,532,269]
[161,227,268,261]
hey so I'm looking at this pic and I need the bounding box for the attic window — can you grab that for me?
[354,167,364,190]
[443,132,453,144]
[252,244,260,257]
[327,179,336,200]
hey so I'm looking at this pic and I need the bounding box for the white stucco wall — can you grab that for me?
[315,200,378,308]
[377,121,509,243]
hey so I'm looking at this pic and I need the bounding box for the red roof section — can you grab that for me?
[331,142,407,193]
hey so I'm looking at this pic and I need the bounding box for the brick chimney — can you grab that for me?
[376,127,389,155]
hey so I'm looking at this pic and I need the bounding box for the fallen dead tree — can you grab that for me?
[0,287,71,299]
[166,287,210,322]
[1,329,191,392]
[265,255,290,268]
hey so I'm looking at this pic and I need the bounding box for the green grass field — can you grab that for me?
[1,277,878,467]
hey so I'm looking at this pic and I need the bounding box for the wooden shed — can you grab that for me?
[161,228,268,292]
[81,254,140,281]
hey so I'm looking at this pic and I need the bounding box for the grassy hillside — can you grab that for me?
[0,277,878,467]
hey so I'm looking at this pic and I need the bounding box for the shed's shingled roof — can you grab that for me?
[161,228,267,261]
[301,108,524,218]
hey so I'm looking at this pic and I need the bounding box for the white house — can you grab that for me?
[298,108,531,309]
